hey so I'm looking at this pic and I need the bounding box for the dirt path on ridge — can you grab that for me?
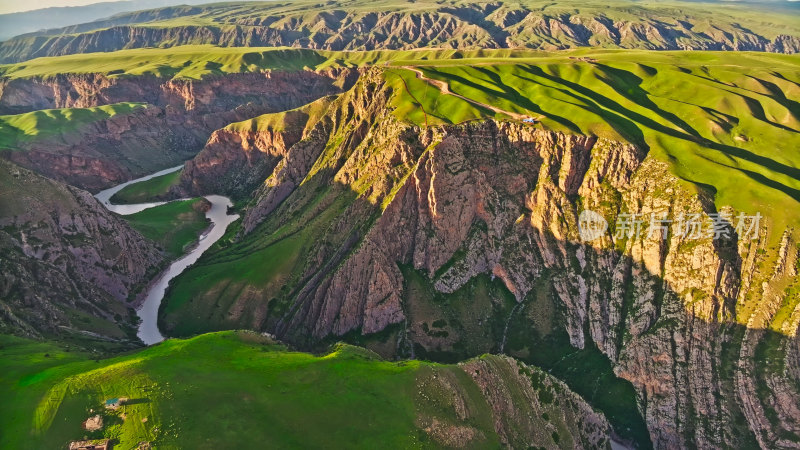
[401,66,530,121]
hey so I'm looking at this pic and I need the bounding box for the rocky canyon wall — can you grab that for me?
[0,8,797,64]
[0,160,163,346]
[166,71,800,448]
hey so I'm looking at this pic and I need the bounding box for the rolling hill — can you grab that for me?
[0,331,614,449]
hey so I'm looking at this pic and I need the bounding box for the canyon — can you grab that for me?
[0,4,798,445]
[1,58,793,448]
[148,69,798,448]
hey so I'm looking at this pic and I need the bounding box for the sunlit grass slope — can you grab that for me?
[0,332,422,449]
[0,331,597,449]
[0,46,558,80]
[385,50,800,242]
[0,47,335,80]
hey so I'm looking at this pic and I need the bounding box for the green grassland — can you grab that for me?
[0,335,95,450]
[124,198,210,257]
[0,332,422,449]
[0,331,603,449]
[0,103,147,150]
[110,169,181,204]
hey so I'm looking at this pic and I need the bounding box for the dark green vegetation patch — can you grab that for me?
[124,198,210,257]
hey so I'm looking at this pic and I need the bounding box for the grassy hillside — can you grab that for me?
[0,0,797,63]
[384,50,800,245]
[0,331,612,449]
[124,198,210,257]
[0,103,147,150]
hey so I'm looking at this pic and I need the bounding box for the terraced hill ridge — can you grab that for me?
[0,0,799,63]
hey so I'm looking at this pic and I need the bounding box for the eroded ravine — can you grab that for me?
[95,166,239,345]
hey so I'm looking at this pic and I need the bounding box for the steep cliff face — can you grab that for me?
[0,70,356,190]
[0,160,163,346]
[0,1,797,63]
[0,73,160,114]
[177,96,337,199]
[164,71,800,448]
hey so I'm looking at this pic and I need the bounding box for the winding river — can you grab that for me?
[95,166,239,345]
